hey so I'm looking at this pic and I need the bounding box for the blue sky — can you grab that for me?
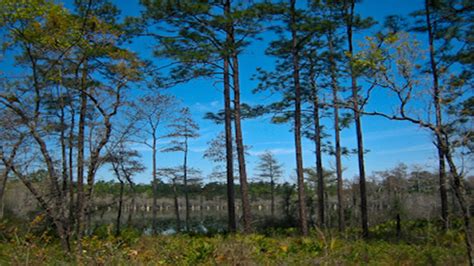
[0,0,444,184]
[90,0,443,184]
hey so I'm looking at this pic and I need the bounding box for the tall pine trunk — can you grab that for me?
[309,58,325,228]
[424,0,448,231]
[313,87,324,228]
[424,1,471,262]
[328,29,345,232]
[223,7,236,231]
[68,106,75,234]
[59,96,68,196]
[58,90,71,243]
[76,60,88,252]
[231,54,252,233]
[346,0,369,238]
[290,0,308,236]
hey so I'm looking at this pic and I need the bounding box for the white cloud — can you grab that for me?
[249,148,295,156]
[192,101,222,113]
[372,143,434,155]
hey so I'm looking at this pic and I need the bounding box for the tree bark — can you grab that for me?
[172,178,181,232]
[290,0,308,236]
[270,177,275,218]
[231,54,252,234]
[424,0,449,231]
[314,91,324,228]
[68,105,75,235]
[443,144,474,265]
[152,133,158,235]
[8,162,70,251]
[59,95,69,196]
[396,213,401,240]
[309,59,325,228]
[223,0,236,233]
[116,179,124,236]
[0,169,7,220]
[183,134,190,232]
[346,0,369,238]
[0,136,24,219]
[2,99,70,251]
[328,29,345,232]
[76,61,88,251]
[58,89,71,242]
[82,85,119,238]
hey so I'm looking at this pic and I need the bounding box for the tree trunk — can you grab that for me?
[76,61,88,251]
[68,106,75,234]
[9,163,70,251]
[328,29,345,233]
[59,98,68,196]
[0,168,10,220]
[346,0,369,238]
[152,135,158,235]
[58,93,71,242]
[82,98,116,238]
[270,178,275,218]
[442,136,473,265]
[200,194,204,222]
[0,137,23,219]
[116,179,124,236]
[396,213,401,240]
[231,55,252,234]
[172,178,181,232]
[290,0,308,236]
[183,135,190,232]
[310,60,325,228]
[223,0,236,233]
[424,0,449,231]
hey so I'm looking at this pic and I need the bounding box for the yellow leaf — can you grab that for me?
[330,239,336,251]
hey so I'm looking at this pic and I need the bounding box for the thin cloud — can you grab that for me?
[192,101,221,113]
[189,146,208,153]
[373,143,434,156]
[249,148,295,156]
[253,140,293,146]
[341,127,426,143]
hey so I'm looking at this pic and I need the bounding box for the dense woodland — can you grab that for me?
[0,0,473,264]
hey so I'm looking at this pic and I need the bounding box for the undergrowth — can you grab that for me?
[0,219,468,265]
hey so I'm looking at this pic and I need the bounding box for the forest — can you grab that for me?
[0,0,472,264]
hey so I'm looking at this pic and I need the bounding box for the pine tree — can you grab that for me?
[341,0,375,238]
[106,147,145,236]
[134,93,177,235]
[140,1,262,232]
[162,107,200,231]
[255,151,284,218]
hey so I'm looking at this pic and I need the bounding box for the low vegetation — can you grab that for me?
[0,218,468,265]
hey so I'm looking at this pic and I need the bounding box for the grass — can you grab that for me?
[0,220,468,265]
